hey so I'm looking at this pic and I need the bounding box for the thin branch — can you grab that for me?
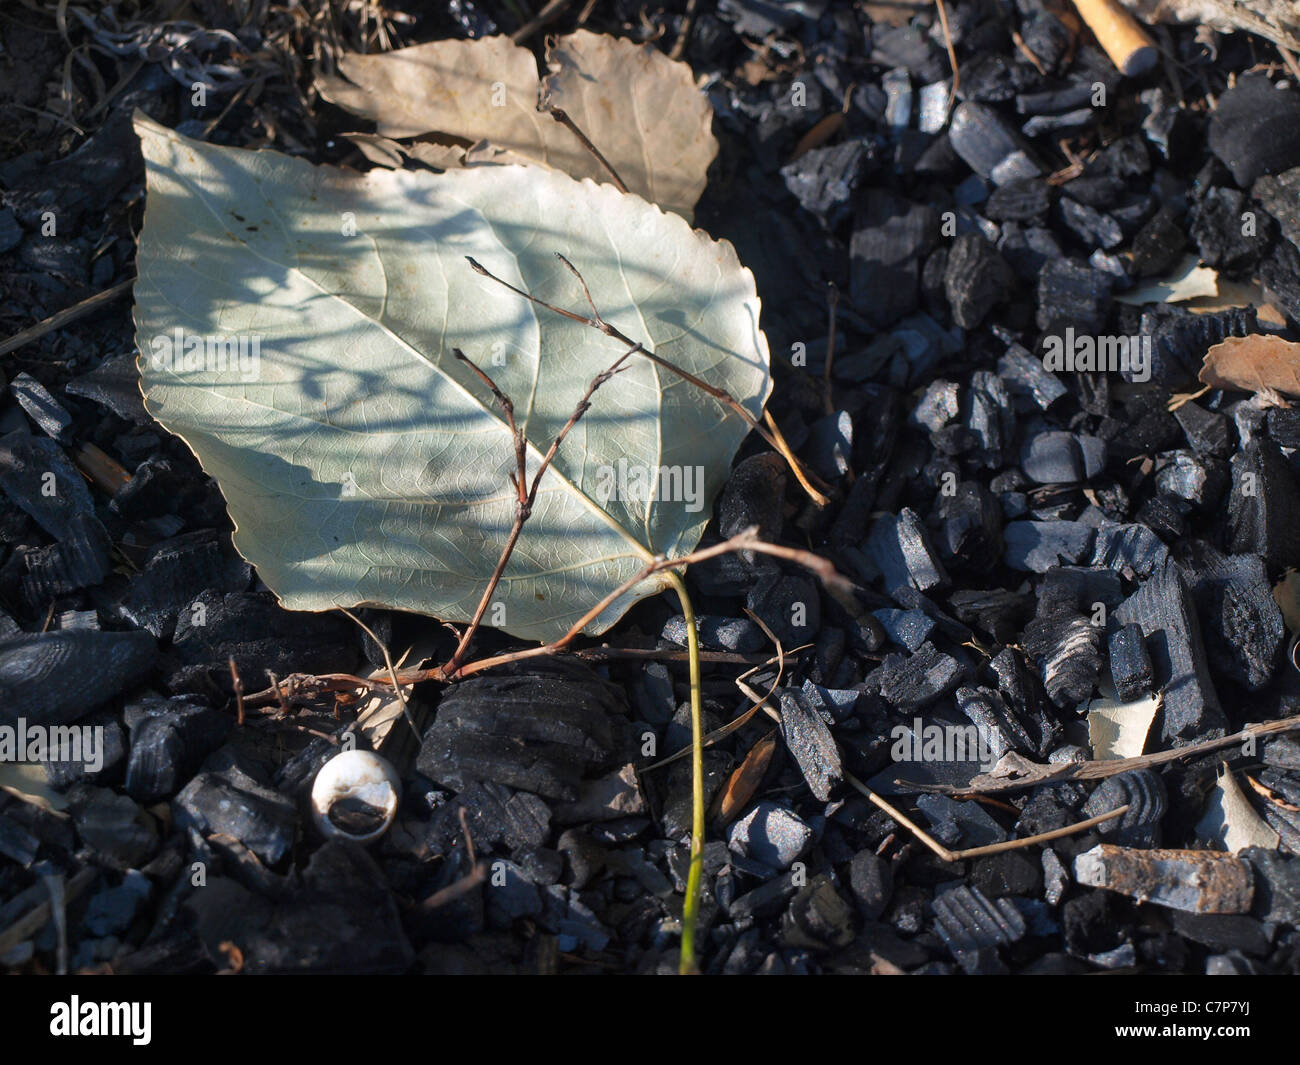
[227,657,245,726]
[0,277,133,358]
[934,0,960,113]
[510,0,575,43]
[822,282,839,416]
[907,713,1300,798]
[440,323,638,677]
[466,254,833,505]
[845,770,1129,862]
[670,0,700,60]
[541,104,630,194]
[242,528,857,702]
[338,608,420,740]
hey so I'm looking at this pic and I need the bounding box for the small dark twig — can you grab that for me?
[228,657,245,726]
[541,103,630,193]
[822,282,839,416]
[467,254,833,504]
[510,0,575,43]
[670,0,700,60]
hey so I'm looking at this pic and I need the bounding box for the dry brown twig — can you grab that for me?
[467,253,834,506]
[241,255,853,710]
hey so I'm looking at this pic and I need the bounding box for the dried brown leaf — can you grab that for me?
[1199,333,1300,398]
[316,31,717,220]
[711,731,777,825]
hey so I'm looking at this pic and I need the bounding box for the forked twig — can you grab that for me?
[466,254,833,505]
[441,341,637,676]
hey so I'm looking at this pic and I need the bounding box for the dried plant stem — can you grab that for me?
[0,277,133,357]
[338,607,419,740]
[844,770,1129,861]
[441,343,636,676]
[242,524,855,707]
[466,254,833,505]
[914,712,1300,797]
[510,0,575,43]
[542,106,630,193]
[822,282,839,416]
[934,0,961,111]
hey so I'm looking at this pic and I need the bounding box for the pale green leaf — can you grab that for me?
[131,114,770,641]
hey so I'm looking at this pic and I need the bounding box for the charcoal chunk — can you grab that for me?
[1091,523,1169,579]
[1114,559,1226,743]
[117,531,252,639]
[170,591,355,691]
[1127,205,1187,276]
[418,663,621,801]
[932,883,1026,957]
[985,178,1052,222]
[1253,166,1300,252]
[776,689,842,801]
[780,874,856,951]
[1208,76,1300,186]
[917,793,1008,848]
[1227,440,1300,569]
[1021,430,1106,484]
[779,139,875,227]
[9,373,72,441]
[67,785,157,869]
[1189,186,1273,271]
[124,697,232,803]
[0,432,97,541]
[873,608,935,652]
[848,850,893,920]
[1109,623,1153,700]
[1242,847,1300,927]
[65,353,151,424]
[1023,585,1102,709]
[997,343,1068,409]
[1174,402,1231,458]
[1181,544,1284,692]
[1004,521,1095,572]
[174,770,298,866]
[850,190,938,327]
[943,232,1014,328]
[1082,770,1167,844]
[428,780,552,853]
[746,573,820,646]
[1036,258,1113,333]
[726,801,813,870]
[661,614,764,653]
[18,511,113,602]
[0,630,155,728]
[935,480,1003,568]
[949,102,1041,183]
[866,507,948,595]
[1057,196,1124,249]
[875,641,963,711]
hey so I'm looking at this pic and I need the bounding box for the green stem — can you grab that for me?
[666,568,705,975]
